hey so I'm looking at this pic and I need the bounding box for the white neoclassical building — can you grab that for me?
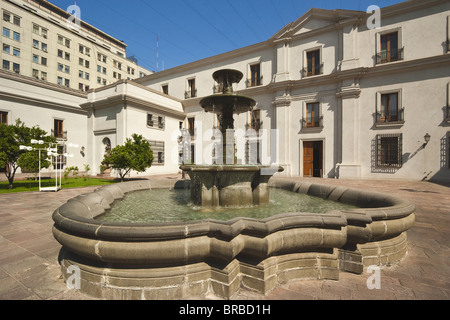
[1,0,450,182]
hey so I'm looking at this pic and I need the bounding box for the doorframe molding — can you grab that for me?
[300,138,325,178]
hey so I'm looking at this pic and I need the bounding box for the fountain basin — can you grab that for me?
[52,178,415,300]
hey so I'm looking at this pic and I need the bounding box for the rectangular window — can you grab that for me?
[33,24,40,34]
[13,47,20,57]
[2,60,10,70]
[306,49,321,76]
[33,69,39,78]
[3,44,10,54]
[162,85,169,95]
[3,27,10,38]
[147,114,154,127]
[58,63,63,71]
[251,109,261,131]
[65,52,70,60]
[41,71,47,81]
[64,79,70,87]
[54,119,64,139]
[188,117,195,137]
[79,70,84,78]
[13,32,20,42]
[58,49,64,58]
[13,15,20,26]
[379,32,403,64]
[377,134,403,167]
[41,57,47,66]
[33,39,40,49]
[158,116,165,129]
[250,64,261,87]
[58,35,63,45]
[0,111,8,124]
[305,102,322,128]
[378,92,403,123]
[57,76,63,85]
[12,63,20,73]
[3,12,10,22]
[187,79,196,98]
[33,55,39,63]
[42,43,48,52]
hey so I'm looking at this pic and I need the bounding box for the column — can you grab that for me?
[336,81,361,178]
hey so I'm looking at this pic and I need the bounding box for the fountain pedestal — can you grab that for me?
[180,165,280,207]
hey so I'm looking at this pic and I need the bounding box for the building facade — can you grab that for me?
[1,0,449,182]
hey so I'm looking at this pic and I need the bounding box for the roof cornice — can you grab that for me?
[0,69,88,98]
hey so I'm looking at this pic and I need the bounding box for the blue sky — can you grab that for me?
[48,0,405,72]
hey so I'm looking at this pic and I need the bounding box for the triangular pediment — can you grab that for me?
[271,8,363,41]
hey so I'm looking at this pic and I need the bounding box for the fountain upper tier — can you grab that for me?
[200,69,256,116]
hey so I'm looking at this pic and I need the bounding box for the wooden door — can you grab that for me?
[303,141,314,177]
[303,141,323,177]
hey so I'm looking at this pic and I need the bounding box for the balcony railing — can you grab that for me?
[184,89,197,99]
[246,76,263,88]
[376,47,404,64]
[375,108,405,125]
[301,116,323,129]
[446,105,450,123]
[51,129,67,140]
[301,63,324,77]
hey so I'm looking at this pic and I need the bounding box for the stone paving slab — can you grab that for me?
[0,175,449,300]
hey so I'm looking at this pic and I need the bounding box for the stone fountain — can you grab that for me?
[51,70,415,300]
[180,69,283,208]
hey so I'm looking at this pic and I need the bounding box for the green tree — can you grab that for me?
[0,120,55,189]
[102,134,154,182]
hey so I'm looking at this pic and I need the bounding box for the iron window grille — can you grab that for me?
[148,140,165,166]
[376,133,403,168]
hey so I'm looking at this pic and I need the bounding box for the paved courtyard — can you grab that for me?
[0,175,449,300]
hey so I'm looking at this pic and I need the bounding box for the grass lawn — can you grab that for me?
[0,177,118,194]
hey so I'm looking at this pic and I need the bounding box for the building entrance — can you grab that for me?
[303,141,323,177]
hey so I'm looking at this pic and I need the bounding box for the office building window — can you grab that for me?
[2,60,10,70]
[12,63,20,73]
[3,27,10,38]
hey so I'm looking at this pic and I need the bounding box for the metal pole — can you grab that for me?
[38,148,41,191]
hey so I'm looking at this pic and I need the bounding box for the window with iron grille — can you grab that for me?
[148,140,165,166]
[376,134,403,167]
[147,113,165,130]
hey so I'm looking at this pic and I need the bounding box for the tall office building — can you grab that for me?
[1,0,151,92]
